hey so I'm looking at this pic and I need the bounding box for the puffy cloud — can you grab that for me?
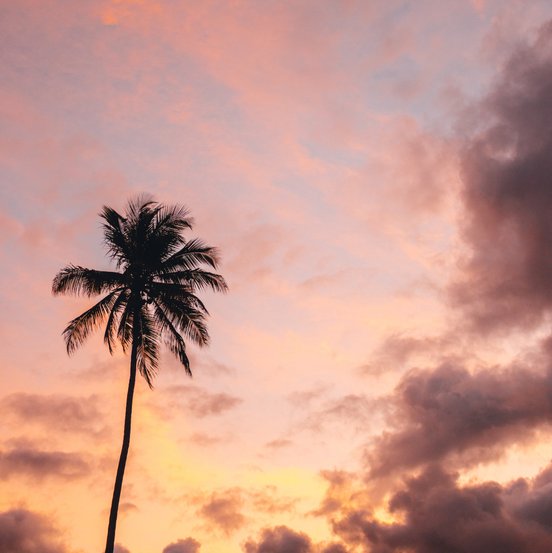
[0,509,67,553]
[245,526,311,553]
[366,362,552,478]
[194,486,297,535]
[114,545,131,553]
[451,20,552,333]
[162,538,200,553]
[244,526,347,553]
[0,446,90,480]
[333,464,552,553]
[198,489,246,535]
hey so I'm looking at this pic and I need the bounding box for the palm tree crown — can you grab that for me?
[52,195,227,385]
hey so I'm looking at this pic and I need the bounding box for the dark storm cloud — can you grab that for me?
[162,538,201,553]
[0,509,67,553]
[333,464,552,553]
[451,21,552,333]
[0,446,90,480]
[366,362,552,478]
[0,392,105,435]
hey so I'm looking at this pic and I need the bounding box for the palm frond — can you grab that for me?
[156,268,228,293]
[104,288,130,353]
[134,304,160,387]
[149,282,209,314]
[100,206,130,268]
[63,289,123,354]
[151,300,191,375]
[117,297,135,352]
[144,205,193,264]
[156,238,221,273]
[125,194,156,227]
[155,295,210,347]
[52,265,124,297]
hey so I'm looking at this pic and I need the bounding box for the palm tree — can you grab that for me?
[52,196,227,553]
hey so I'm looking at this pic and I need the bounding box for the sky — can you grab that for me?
[2,1,552,552]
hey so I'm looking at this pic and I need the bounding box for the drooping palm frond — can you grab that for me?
[155,294,210,346]
[133,304,160,388]
[150,282,209,314]
[63,289,124,354]
[117,297,135,353]
[104,289,131,354]
[151,299,191,375]
[52,265,124,297]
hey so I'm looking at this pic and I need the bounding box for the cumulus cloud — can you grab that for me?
[333,464,552,553]
[451,20,552,333]
[244,526,348,553]
[245,526,311,553]
[365,362,552,478]
[162,537,200,553]
[198,489,246,535]
[0,446,90,480]
[0,509,67,553]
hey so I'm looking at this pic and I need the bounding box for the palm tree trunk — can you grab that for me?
[104,336,138,553]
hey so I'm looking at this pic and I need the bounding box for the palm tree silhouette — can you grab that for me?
[52,196,227,553]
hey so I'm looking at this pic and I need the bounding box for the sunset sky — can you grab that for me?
[3,1,552,552]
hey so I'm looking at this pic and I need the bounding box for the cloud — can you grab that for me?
[114,545,131,553]
[188,432,226,447]
[0,509,68,553]
[245,526,311,553]
[287,386,380,435]
[155,386,242,419]
[264,438,293,450]
[0,393,105,435]
[333,464,552,553]
[244,526,348,553]
[194,486,297,535]
[304,394,378,434]
[365,362,552,478]
[162,538,201,553]
[198,489,246,535]
[359,332,456,376]
[0,446,90,480]
[249,487,298,515]
[451,20,552,333]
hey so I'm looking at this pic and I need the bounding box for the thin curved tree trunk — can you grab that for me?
[105,335,138,553]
